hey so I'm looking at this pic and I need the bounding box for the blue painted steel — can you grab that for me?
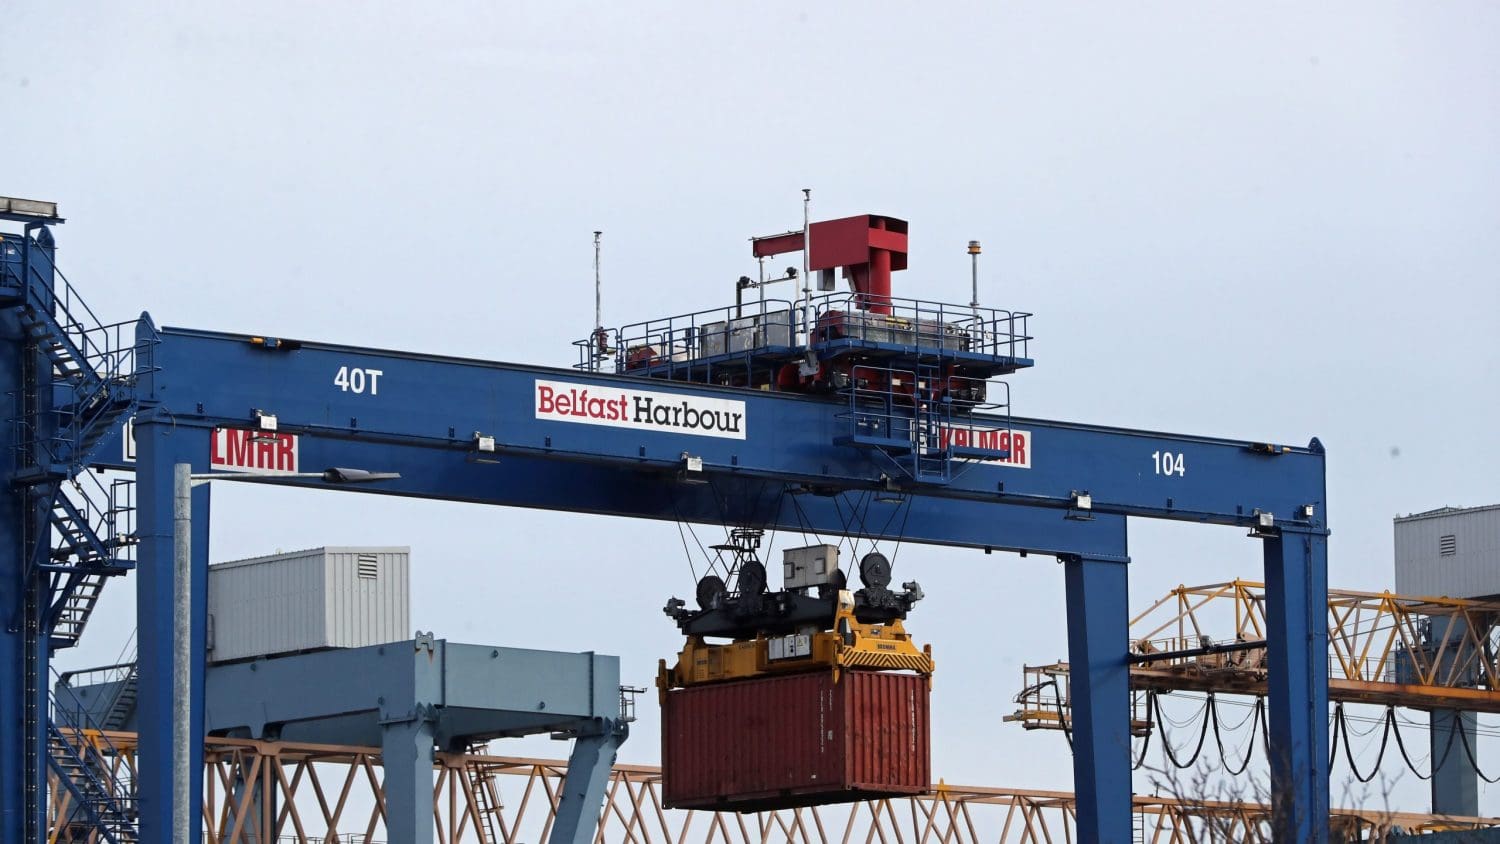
[552,721,628,844]
[1,252,1331,841]
[113,321,1329,843]
[199,639,621,744]
[0,234,34,844]
[1063,554,1132,843]
[383,716,437,844]
[133,419,211,844]
[1263,525,1331,843]
[1,225,65,843]
[136,325,1326,527]
[1431,709,1478,816]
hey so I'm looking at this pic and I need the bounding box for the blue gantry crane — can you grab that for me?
[0,200,1330,843]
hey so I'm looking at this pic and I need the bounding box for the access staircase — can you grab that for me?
[836,362,1013,483]
[3,226,147,843]
[49,678,139,844]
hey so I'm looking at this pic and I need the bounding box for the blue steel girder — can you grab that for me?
[124,323,1327,533]
[116,317,1330,844]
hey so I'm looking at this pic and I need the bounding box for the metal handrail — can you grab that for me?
[576,297,797,374]
[809,292,1033,360]
[48,668,138,833]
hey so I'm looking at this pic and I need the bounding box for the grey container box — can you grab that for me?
[700,321,728,357]
[206,546,410,663]
[1394,505,1500,600]
[728,311,794,353]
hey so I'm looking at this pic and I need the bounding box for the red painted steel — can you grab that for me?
[749,215,909,315]
[661,670,930,811]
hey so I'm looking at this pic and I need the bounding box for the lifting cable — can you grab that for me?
[1154,692,1212,769]
[1455,711,1500,784]
[1132,692,1155,771]
[1047,686,1155,771]
[1049,680,1073,752]
[1389,707,1442,782]
[668,488,713,582]
[830,493,867,560]
[785,486,818,546]
[1386,705,1500,783]
[1333,703,1392,784]
[1209,696,1263,777]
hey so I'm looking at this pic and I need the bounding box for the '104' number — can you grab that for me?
[1152,451,1186,477]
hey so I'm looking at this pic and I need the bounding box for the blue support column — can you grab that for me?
[1263,524,1330,842]
[135,418,212,844]
[1431,709,1478,816]
[381,715,436,844]
[1063,553,1132,844]
[551,719,626,844]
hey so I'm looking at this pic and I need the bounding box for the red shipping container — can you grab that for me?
[661,670,930,811]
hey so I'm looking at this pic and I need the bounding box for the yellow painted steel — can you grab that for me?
[658,590,933,696]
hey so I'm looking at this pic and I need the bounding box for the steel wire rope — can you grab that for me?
[668,488,713,581]
[1213,694,1260,733]
[1048,680,1073,751]
[1132,692,1156,771]
[1329,700,1341,768]
[851,490,875,559]
[785,488,819,547]
[840,490,880,560]
[1154,692,1212,769]
[885,494,916,570]
[1208,695,1259,777]
[1156,696,1209,730]
[1340,705,1387,739]
[1455,711,1500,784]
[830,494,862,561]
[1334,703,1392,785]
[1388,707,1444,781]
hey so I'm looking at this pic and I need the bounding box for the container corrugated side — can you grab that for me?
[323,547,410,649]
[207,547,325,663]
[206,546,410,663]
[662,670,929,811]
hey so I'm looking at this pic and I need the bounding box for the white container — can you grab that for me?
[1394,505,1500,600]
[206,546,410,663]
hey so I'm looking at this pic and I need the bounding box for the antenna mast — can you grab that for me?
[593,231,603,332]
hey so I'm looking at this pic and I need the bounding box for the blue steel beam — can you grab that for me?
[124,324,1326,528]
[115,318,1328,844]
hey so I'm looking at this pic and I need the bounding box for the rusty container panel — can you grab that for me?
[662,670,929,811]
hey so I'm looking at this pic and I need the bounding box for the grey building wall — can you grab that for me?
[1394,505,1500,600]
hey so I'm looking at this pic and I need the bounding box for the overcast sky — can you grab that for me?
[6,1,1498,819]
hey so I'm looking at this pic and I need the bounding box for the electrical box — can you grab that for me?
[783,544,839,589]
[767,633,813,661]
[699,321,728,357]
[728,310,794,353]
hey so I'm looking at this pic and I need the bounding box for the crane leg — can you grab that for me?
[1264,524,1331,842]
[550,718,627,844]
[1064,553,1132,844]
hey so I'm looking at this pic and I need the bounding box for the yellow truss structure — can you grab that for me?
[44,731,1500,843]
[1010,579,1500,730]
